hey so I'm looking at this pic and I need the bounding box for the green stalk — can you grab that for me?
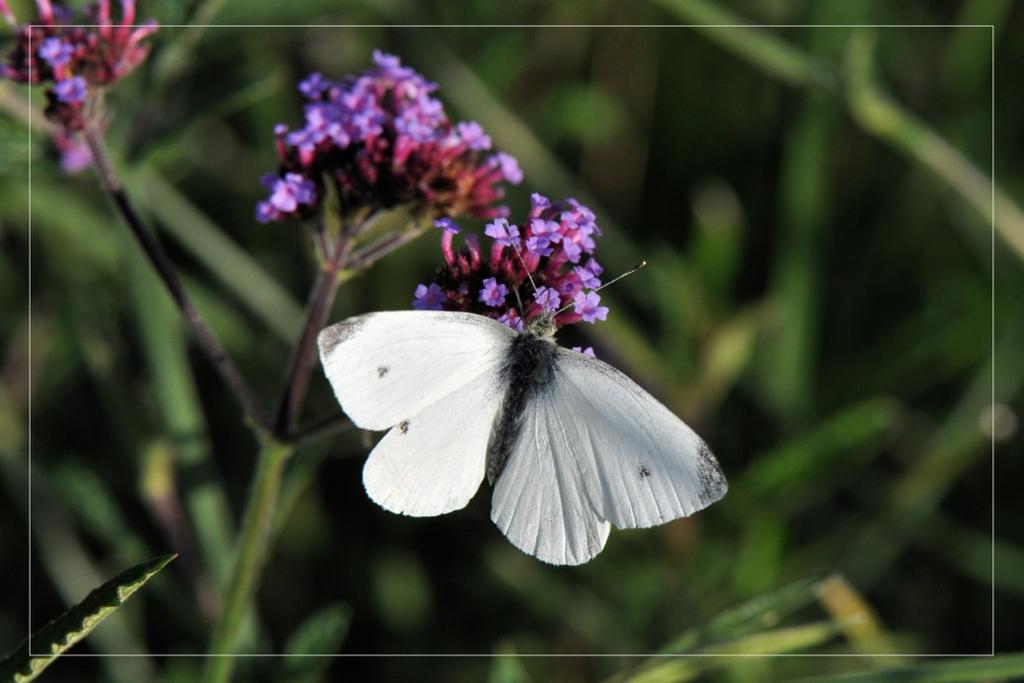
[201,438,293,683]
[654,0,1024,262]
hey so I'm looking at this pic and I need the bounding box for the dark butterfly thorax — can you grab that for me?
[486,329,559,484]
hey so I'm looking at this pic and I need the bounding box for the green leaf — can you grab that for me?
[0,554,176,683]
[280,603,352,682]
[797,653,1024,682]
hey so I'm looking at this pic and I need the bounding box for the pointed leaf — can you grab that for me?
[0,554,176,683]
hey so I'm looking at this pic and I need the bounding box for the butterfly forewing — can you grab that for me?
[317,311,514,431]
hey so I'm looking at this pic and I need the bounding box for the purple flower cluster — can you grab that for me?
[412,194,609,331]
[256,50,522,224]
[1,0,157,131]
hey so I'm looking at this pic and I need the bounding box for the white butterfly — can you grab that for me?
[317,310,727,565]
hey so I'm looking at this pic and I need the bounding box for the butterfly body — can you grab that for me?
[318,309,726,565]
[487,322,558,484]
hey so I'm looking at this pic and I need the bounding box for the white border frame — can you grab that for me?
[28,22,995,663]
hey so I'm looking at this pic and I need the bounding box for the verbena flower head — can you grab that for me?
[1,0,158,131]
[256,50,522,224]
[411,194,608,332]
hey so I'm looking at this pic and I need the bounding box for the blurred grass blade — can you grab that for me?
[921,514,1024,597]
[814,574,899,656]
[689,304,764,415]
[652,0,836,89]
[942,0,1011,100]
[689,180,743,307]
[50,463,150,563]
[733,398,902,514]
[153,0,230,84]
[800,653,1024,682]
[135,71,284,164]
[702,576,824,642]
[129,249,237,610]
[489,641,532,683]
[755,90,835,423]
[0,554,176,683]
[844,30,1024,262]
[654,0,1024,263]
[279,603,352,681]
[485,547,616,646]
[621,621,841,683]
[842,322,1024,587]
[129,166,304,340]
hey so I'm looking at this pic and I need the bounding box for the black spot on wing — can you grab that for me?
[696,440,727,504]
[398,420,409,435]
[377,366,389,378]
[639,464,651,479]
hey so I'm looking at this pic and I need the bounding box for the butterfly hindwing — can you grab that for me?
[490,379,611,566]
[363,369,505,516]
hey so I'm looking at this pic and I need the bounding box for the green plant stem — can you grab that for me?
[656,0,838,90]
[843,31,1024,259]
[82,126,271,436]
[286,412,352,446]
[201,438,293,683]
[655,0,1024,262]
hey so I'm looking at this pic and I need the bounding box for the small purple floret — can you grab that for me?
[573,291,608,324]
[434,217,461,233]
[254,201,276,224]
[533,286,560,312]
[484,218,520,248]
[497,310,525,332]
[412,283,446,310]
[53,76,86,104]
[38,37,73,67]
[571,346,597,358]
[479,277,508,307]
[298,72,327,98]
[525,218,562,257]
[268,173,317,212]
[457,121,491,151]
[493,152,523,184]
[574,258,602,289]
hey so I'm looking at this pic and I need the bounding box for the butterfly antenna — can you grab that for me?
[553,261,648,316]
[510,241,539,293]
[511,284,525,315]
[593,260,647,294]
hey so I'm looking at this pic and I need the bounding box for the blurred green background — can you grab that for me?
[1,0,1022,681]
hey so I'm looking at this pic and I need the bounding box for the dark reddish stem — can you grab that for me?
[83,126,271,435]
[272,244,349,439]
